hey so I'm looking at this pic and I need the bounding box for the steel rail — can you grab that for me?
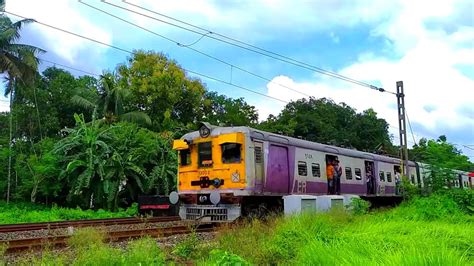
[0,216,180,233]
[2,223,215,253]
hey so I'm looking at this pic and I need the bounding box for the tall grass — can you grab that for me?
[0,202,138,224]
[6,193,473,265]
[203,195,474,265]
[14,228,166,266]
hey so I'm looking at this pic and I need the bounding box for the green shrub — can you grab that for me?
[443,189,474,214]
[349,198,371,215]
[172,231,199,259]
[207,249,249,266]
[125,237,165,265]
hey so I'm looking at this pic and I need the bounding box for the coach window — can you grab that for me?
[379,171,385,182]
[198,142,213,167]
[221,143,242,163]
[345,167,352,180]
[411,174,415,184]
[386,172,392,182]
[312,163,321,177]
[355,168,362,180]
[298,161,308,176]
[179,148,191,166]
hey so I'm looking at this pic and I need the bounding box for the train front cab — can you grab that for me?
[172,126,250,222]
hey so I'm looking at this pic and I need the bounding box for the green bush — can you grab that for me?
[172,231,199,259]
[207,249,249,266]
[125,237,165,265]
[443,189,474,214]
[349,197,371,215]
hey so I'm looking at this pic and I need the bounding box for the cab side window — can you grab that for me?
[221,143,242,163]
[179,149,191,166]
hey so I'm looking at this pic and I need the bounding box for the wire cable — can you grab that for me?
[4,10,289,105]
[109,0,396,94]
[405,111,418,146]
[79,1,312,98]
[40,58,101,76]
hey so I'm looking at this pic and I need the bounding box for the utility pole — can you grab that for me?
[396,81,410,177]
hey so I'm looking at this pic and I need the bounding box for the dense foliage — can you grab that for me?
[409,136,474,192]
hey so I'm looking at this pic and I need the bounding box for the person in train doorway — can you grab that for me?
[327,160,335,194]
[366,165,373,194]
[334,160,342,195]
[395,169,401,195]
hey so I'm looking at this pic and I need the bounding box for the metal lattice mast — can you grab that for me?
[396,81,409,177]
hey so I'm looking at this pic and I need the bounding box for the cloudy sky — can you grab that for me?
[1,0,473,159]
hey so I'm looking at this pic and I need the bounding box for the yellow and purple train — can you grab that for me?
[169,123,473,222]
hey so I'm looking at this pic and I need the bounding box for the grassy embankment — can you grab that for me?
[1,191,472,265]
[0,202,138,224]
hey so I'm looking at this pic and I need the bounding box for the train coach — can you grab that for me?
[169,123,472,222]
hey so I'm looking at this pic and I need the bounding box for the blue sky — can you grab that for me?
[2,0,473,159]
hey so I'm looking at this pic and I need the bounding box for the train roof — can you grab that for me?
[181,125,417,167]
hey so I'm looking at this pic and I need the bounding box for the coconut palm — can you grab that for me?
[72,72,151,125]
[0,11,44,203]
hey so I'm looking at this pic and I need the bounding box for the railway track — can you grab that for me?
[0,216,215,253]
[0,216,179,233]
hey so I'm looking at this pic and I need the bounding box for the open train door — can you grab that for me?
[265,145,289,193]
[365,161,376,195]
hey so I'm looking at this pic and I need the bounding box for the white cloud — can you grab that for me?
[6,1,112,63]
[259,0,474,150]
[0,99,9,112]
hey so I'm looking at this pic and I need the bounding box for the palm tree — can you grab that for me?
[72,72,151,125]
[0,12,44,203]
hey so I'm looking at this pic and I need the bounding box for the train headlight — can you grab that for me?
[199,124,211,138]
[199,195,208,203]
[210,190,221,205]
[169,191,179,204]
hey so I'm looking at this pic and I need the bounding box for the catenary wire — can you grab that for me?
[79,0,312,98]
[106,0,396,94]
[40,58,101,77]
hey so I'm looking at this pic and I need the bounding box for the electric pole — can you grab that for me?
[396,81,410,177]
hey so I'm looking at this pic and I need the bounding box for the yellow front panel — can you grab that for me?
[176,133,246,191]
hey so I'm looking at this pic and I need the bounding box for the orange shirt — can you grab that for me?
[327,164,334,180]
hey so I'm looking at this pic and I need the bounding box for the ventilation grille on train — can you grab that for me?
[186,207,228,221]
[255,146,263,163]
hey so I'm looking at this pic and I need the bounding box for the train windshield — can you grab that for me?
[198,142,213,167]
[222,143,241,163]
[179,149,191,166]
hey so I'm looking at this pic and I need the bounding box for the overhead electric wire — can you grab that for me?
[405,111,418,146]
[78,0,311,98]
[106,0,396,95]
[4,10,289,104]
[40,58,101,77]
